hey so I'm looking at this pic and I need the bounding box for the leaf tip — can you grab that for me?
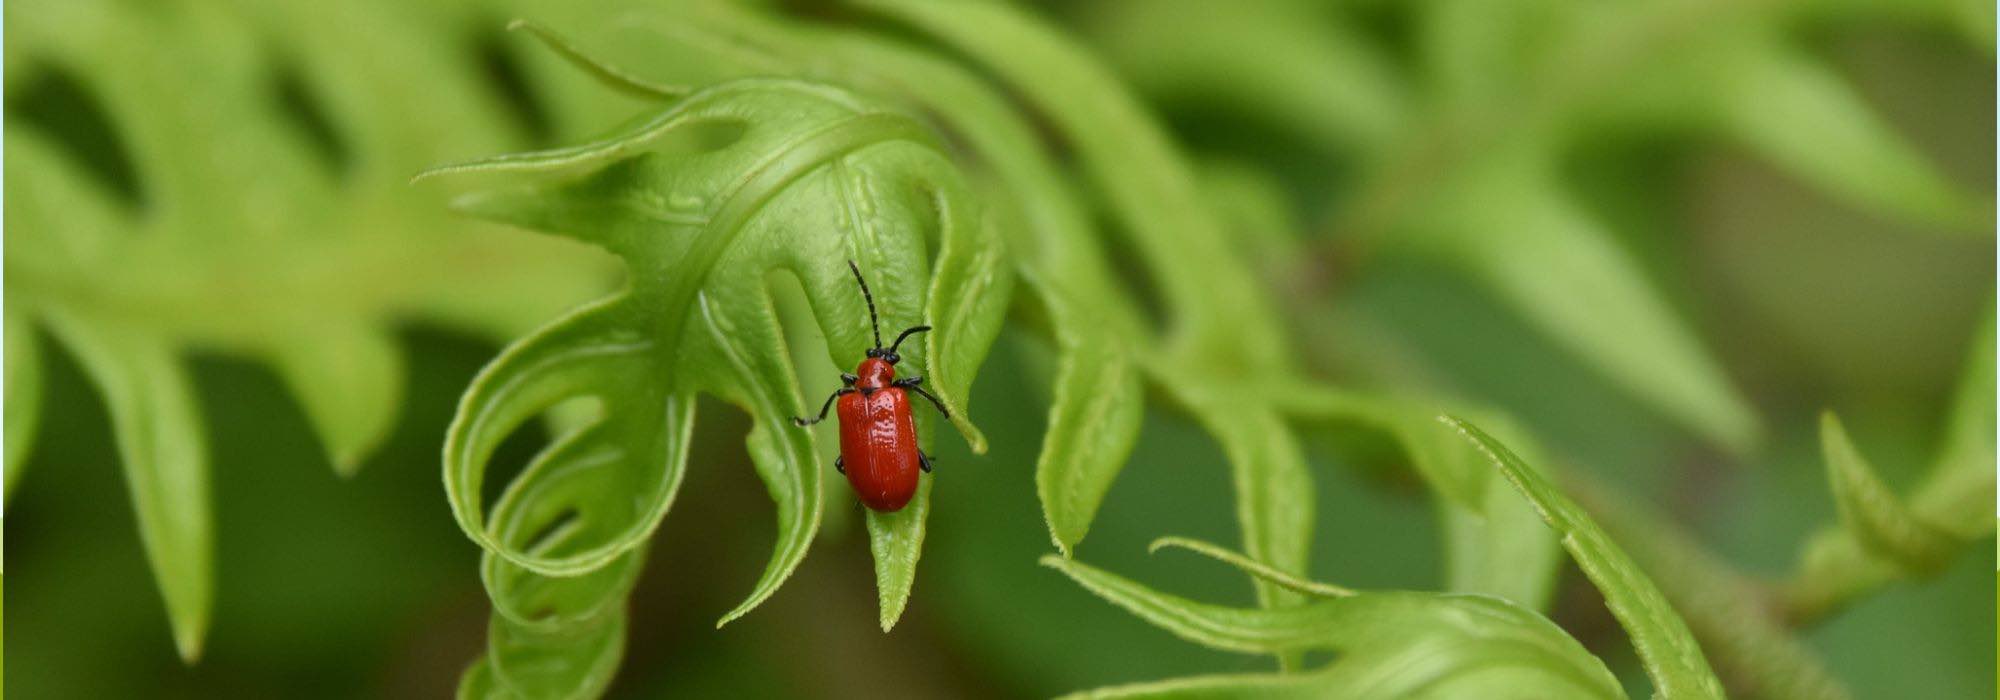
[330,451,364,479]
[878,605,904,633]
[171,621,208,664]
[953,416,989,454]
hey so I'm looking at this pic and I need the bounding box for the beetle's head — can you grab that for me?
[865,347,902,364]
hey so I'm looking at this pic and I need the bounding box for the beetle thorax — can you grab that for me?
[854,357,896,389]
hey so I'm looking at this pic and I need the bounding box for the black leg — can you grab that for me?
[794,387,853,426]
[899,379,951,419]
[841,373,858,386]
[918,450,933,473]
[835,456,844,474]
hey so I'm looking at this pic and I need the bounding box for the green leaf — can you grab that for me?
[1274,384,1562,610]
[1443,416,1725,699]
[6,0,609,657]
[42,312,212,662]
[1819,412,1959,573]
[637,0,1153,558]
[1044,548,1624,699]
[863,0,1313,611]
[5,310,41,499]
[1161,391,1316,611]
[1785,312,1994,622]
[859,0,1291,374]
[1424,165,1761,456]
[867,476,933,631]
[1909,312,1997,536]
[267,325,403,477]
[1148,537,1355,599]
[1080,0,1407,154]
[486,610,625,699]
[1038,344,1144,555]
[425,34,1005,685]
[1570,475,1853,700]
[1721,42,1982,229]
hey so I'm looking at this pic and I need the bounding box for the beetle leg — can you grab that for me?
[841,373,858,386]
[793,387,854,426]
[918,450,933,473]
[835,456,845,474]
[900,380,951,419]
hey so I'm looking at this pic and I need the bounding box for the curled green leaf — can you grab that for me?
[641,0,1148,558]
[426,32,1005,692]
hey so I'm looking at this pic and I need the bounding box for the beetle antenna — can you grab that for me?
[847,260,883,349]
[888,325,931,353]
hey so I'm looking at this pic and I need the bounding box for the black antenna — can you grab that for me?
[847,260,883,349]
[888,325,931,353]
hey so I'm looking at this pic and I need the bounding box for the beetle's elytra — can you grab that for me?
[794,261,949,512]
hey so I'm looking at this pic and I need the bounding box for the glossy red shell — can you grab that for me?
[837,385,921,511]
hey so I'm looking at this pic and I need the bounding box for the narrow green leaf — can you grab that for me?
[1443,416,1725,699]
[866,476,932,631]
[267,325,403,477]
[1274,384,1562,610]
[1043,554,1624,699]
[504,19,689,101]
[1081,0,1408,154]
[44,314,212,662]
[860,0,1292,373]
[1820,412,1959,573]
[697,294,825,628]
[1910,312,1996,535]
[1163,390,1314,610]
[1148,537,1355,598]
[1785,314,1994,622]
[1039,345,1144,555]
[918,175,1013,454]
[5,311,42,499]
[1722,43,1982,229]
[1573,475,1853,700]
[1430,168,1760,456]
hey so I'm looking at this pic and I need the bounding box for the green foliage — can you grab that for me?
[1445,417,1726,699]
[423,29,1009,694]
[1043,539,1624,699]
[4,0,608,659]
[1785,314,1996,620]
[6,0,1989,697]
[1080,0,1988,457]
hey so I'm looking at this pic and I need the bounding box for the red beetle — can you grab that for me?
[794,261,949,512]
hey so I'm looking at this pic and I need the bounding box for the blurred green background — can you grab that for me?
[5,0,1993,697]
